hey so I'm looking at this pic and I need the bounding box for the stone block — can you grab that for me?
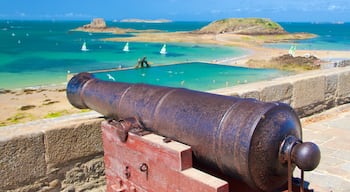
[62,156,105,190]
[291,76,325,109]
[238,90,260,100]
[0,133,46,190]
[260,82,292,103]
[44,118,104,167]
[337,71,350,98]
[324,73,338,100]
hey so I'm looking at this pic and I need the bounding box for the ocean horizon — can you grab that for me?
[1,20,349,90]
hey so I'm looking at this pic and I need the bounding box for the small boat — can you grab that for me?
[81,41,89,52]
[160,44,167,55]
[123,42,129,52]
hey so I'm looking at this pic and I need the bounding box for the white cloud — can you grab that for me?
[60,12,92,18]
[328,5,340,11]
[64,12,74,17]
[210,9,222,14]
[15,12,26,17]
[35,12,92,19]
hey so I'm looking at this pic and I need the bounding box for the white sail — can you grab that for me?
[160,44,167,54]
[81,41,88,51]
[288,45,296,57]
[123,42,129,52]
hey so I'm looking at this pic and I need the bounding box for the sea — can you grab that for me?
[1,20,349,91]
[269,22,350,51]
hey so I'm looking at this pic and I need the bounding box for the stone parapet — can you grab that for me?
[211,66,350,117]
[0,132,46,190]
[1,66,350,191]
[0,112,105,191]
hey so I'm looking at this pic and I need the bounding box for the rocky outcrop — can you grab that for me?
[335,60,350,68]
[73,18,162,34]
[271,54,321,70]
[82,18,107,29]
[195,18,287,35]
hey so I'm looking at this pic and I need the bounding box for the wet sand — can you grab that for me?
[0,87,82,126]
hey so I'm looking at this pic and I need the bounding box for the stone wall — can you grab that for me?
[1,66,349,191]
[0,113,105,192]
[210,66,350,117]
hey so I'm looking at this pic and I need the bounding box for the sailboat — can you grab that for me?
[160,44,167,55]
[123,42,129,52]
[288,45,296,57]
[81,41,89,52]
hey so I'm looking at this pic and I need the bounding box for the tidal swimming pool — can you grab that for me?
[93,62,289,91]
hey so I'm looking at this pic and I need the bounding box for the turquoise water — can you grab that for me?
[265,22,350,51]
[93,62,287,91]
[0,20,247,89]
[1,20,348,90]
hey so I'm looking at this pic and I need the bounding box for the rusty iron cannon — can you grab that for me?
[67,72,320,192]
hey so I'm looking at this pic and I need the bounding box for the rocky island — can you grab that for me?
[72,18,161,34]
[74,18,315,42]
[195,18,287,35]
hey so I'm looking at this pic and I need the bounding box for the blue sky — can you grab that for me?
[1,0,349,22]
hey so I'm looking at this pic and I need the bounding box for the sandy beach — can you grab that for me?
[0,87,83,126]
[1,31,350,126]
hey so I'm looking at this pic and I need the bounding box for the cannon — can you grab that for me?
[67,72,320,192]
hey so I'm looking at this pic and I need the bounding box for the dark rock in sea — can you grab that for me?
[271,54,321,70]
[0,89,11,94]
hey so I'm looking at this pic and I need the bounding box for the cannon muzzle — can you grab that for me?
[67,72,320,191]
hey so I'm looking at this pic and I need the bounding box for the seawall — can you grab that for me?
[1,66,350,191]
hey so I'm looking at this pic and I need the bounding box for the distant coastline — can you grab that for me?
[73,17,349,71]
[119,18,172,23]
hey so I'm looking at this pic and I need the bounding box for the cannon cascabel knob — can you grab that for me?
[292,142,321,171]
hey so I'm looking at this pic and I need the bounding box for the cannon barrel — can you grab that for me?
[67,72,320,191]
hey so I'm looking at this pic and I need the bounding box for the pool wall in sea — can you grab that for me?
[91,62,290,91]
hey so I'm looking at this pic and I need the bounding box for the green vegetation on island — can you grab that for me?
[196,18,287,35]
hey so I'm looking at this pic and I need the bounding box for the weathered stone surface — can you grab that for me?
[295,101,326,117]
[62,157,105,186]
[44,118,104,166]
[238,90,260,100]
[260,82,293,103]
[6,182,44,192]
[337,71,350,99]
[291,76,325,109]
[0,133,46,190]
[325,73,338,101]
